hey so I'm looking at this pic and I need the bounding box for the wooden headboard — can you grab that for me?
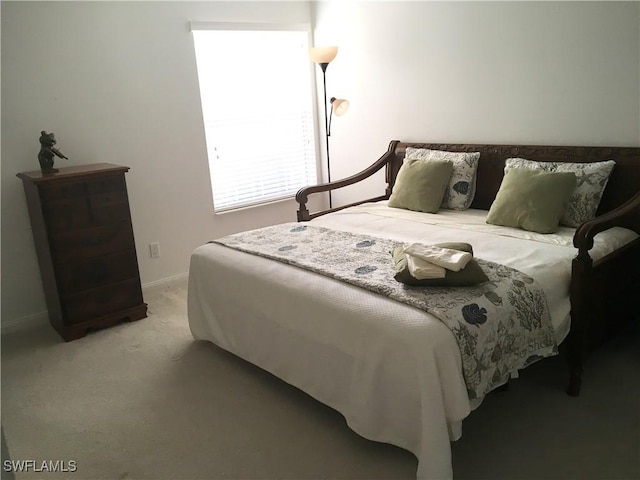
[297,140,640,233]
[389,142,640,215]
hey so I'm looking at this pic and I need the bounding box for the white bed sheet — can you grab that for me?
[187,203,638,480]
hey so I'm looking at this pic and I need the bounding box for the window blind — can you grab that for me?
[191,26,318,212]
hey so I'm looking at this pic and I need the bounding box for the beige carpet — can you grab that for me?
[2,278,638,480]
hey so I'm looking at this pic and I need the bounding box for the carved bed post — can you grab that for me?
[384,140,401,197]
[566,245,595,396]
[297,197,310,222]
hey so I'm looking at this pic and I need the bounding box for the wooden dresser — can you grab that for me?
[17,163,147,341]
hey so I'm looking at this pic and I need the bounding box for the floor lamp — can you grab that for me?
[309,46,349,209]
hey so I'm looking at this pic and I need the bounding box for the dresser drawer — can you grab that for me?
[86,175,126,194]
[40,182,88,201]
[56,249,140,294]
[43,197,131,231]
[89,189,128,210]
[50,222,135,261]
[39,174,125,202]
[62,278,143,324]
[91,203,131,226]
[42,198,91,230]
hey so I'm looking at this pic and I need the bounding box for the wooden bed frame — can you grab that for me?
[296,141,640,397]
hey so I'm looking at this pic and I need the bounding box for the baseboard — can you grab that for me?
[2,273,190,335]
[1,310,48,334]
[142,272,189,291]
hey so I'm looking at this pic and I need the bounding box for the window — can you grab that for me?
[191,23,318,212]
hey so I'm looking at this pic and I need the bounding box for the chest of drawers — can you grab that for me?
[17,163,147,340]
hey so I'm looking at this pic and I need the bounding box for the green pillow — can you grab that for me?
[486,169,576,234]
[391,242,489,287]
[388,159,453,213]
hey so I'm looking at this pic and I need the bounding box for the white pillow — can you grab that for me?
[405,148,480,210]
[505,158,615,227]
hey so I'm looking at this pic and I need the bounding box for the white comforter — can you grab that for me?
[188,202,637,479]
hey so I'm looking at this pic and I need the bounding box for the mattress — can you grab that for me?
[187,202,638,479]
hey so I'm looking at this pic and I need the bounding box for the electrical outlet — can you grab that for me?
[149,242,160,258]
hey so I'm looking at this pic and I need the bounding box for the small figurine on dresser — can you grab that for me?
[38,131,68,173]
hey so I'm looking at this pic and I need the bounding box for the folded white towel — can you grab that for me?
[406,255,446,279]
[403,244,473,272]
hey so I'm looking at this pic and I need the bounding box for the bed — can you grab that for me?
[188,141,640,479]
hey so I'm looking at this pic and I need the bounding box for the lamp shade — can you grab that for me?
[331,98,350,116]
[309,46,338,64]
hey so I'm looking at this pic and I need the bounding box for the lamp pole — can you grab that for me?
[309,46,339,210]
[319,62,332,209]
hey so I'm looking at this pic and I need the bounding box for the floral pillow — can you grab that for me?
[405,148,481,210]
[505,158,616,227]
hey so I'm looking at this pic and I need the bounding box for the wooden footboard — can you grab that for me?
[297,140,640,396]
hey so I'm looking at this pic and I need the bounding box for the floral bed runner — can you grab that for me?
[212,223,559,399]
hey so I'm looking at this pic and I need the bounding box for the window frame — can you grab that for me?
[190,21,321,213]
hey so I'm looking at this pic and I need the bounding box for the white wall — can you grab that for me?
[311,1,640,206]
[3,1,639,326]
[1,1,314,324]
